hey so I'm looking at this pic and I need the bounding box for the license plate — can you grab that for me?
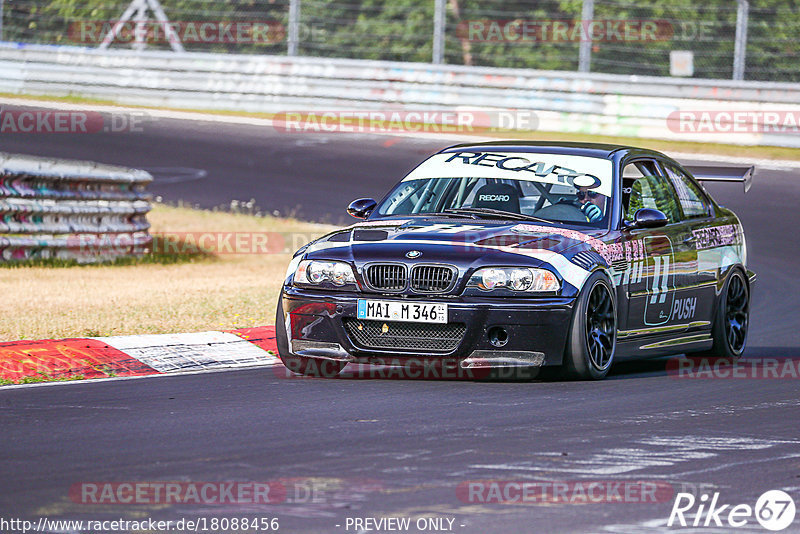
[357,299,447,324]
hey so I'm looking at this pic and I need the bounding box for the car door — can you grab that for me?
[662,162,718,325]
[621,160,699,334]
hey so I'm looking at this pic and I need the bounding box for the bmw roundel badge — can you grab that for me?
[405,250,422,259]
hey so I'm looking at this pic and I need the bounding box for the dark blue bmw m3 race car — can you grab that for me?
[276,141,755,380]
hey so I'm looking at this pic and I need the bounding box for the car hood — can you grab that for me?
[300,218,621,289]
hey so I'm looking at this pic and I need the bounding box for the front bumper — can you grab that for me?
[280,287,575,369]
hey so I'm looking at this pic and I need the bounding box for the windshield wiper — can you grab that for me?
[416,211,477,219]
[444,207,557,224]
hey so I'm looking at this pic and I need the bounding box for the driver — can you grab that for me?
[576,186,606,222]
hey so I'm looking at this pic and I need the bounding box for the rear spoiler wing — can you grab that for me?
[686,165,755,193]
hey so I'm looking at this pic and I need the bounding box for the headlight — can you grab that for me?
[468,267,560,292]
[294,260,357,287]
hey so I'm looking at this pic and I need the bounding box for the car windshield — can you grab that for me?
[373,150,614,227]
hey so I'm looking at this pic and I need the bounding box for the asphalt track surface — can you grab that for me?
[2,110,800,533]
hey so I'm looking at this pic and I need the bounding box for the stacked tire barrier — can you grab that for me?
[0,152,152,262]
[2,43,800,147]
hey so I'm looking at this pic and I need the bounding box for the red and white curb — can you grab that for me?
[0,326,279,385]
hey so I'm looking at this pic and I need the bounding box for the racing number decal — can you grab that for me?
[650,255,670,305]
[643,235,675,326]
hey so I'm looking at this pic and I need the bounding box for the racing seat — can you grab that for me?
[472,183,521,213]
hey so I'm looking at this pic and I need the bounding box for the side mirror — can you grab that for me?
[347,198,377,219]
[624,208,669,230]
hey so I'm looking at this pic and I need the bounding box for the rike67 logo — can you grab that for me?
[669,490,796,531]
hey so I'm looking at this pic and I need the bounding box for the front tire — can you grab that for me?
[562,272,617,380]
[275,293,346,378]
[698,268,749,359]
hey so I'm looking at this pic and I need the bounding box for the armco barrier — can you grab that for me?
[2,43,800,147]
[0,152,152,261]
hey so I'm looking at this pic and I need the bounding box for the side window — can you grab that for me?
[626,172,682,224]
[664,164,711,218]
[622,160,680,224]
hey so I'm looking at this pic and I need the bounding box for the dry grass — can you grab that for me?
[0,204,336,341]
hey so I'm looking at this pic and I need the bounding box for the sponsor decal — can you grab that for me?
[444,152,603,190]
[402,152,613,197]
[693,224,740,250]
[672,297,697,321]
[599,242,626,265]
[511,224,625,265]
[478,194,510,202]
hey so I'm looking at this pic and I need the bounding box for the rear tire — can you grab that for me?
[697,268,749,359]
[562,272,617,380]
[275,293,346,378]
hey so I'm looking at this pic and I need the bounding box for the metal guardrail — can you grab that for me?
[3,0,800,83]
[0,152,152,262]
[1,43,800,147]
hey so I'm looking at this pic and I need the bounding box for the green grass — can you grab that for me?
[1,373,86,386]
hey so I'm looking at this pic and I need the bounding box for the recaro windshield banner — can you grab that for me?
[402,151,613,197]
